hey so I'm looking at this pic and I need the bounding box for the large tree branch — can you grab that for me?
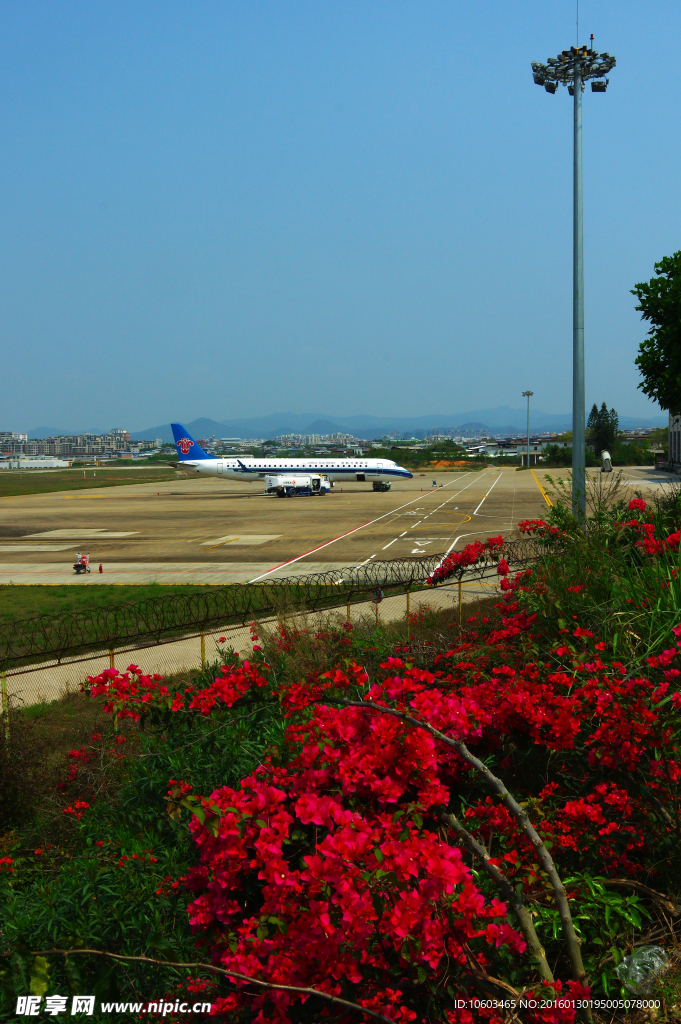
[439,809,555,986]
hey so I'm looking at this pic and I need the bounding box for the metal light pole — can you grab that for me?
[531,45,616,519]
[573,59,584,518]
[522,390,533,468]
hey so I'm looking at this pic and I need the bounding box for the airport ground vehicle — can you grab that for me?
[73,553,90,574]
[264,474,330,497]
[372,480,391,491]
[601,450,612,473]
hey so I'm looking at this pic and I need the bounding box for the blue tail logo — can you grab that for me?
[170,423,216,461]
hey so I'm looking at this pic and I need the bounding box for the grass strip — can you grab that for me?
[0,466,180,498]
[0,584,231,626]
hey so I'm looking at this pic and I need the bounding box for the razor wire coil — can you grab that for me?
[0,541,538,671]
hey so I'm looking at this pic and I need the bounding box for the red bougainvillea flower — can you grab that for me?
[427,536,506,585]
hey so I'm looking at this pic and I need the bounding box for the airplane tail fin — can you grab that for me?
[170,423,216,461]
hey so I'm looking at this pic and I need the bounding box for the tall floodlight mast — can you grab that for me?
[530,45,616,519]
[522,391,534,469]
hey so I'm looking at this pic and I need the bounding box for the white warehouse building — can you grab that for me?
[0,457,72,469]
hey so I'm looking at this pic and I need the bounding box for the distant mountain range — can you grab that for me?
[23,407,666,442]
[115,406,667,442]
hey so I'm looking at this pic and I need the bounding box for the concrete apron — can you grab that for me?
[4,580,498,709]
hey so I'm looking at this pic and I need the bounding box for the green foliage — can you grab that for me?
[390,440,473,468]
[633,250,681,414]
[647,425,669,450]
[541,445,598,468]
[587,402,619,456]
[610,442,656,466]
[534,876,651,995]
[524,472,681,663]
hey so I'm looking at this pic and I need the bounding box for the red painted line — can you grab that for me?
[249,520,374,581]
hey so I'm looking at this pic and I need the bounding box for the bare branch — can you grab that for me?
[439,810,555,985]
[32,949,395,1024]
[599,878,681,916]
[130,703,277,758]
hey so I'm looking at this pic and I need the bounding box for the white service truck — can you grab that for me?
[265,474,331,497]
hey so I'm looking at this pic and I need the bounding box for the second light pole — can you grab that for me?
[531,44,616,518]
[522,390,533,469]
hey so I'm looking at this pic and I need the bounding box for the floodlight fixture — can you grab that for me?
[531,47,615,94]
[530,43,617,519]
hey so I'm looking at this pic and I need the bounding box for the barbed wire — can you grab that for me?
[0,540,539,670]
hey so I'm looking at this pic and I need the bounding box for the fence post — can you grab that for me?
[346,600,351,623]
[109,649,115,670]
[201,631,206,669]
[1,670,8,742]
[458,580,462,626]
[406,587,411,623]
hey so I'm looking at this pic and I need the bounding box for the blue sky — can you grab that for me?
[1,1,679,431]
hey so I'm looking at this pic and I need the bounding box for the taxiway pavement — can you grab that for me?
[0,466,671,584]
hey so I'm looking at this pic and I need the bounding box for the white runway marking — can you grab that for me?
[200,534,281,547]
[25,529,138,538]
[473,474,502,515]
[0,544,76,552]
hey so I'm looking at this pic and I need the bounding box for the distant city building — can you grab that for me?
[0,431,29,453]
[0,428,160,458]
[276,432,359,446]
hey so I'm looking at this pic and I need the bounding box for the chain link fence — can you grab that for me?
[0,541,537,723]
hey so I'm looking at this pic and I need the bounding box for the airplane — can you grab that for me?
[170,423,413,491]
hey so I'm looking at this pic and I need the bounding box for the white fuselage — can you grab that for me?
[182,456,412,483]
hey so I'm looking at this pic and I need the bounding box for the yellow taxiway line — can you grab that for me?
[530,469,553,508]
